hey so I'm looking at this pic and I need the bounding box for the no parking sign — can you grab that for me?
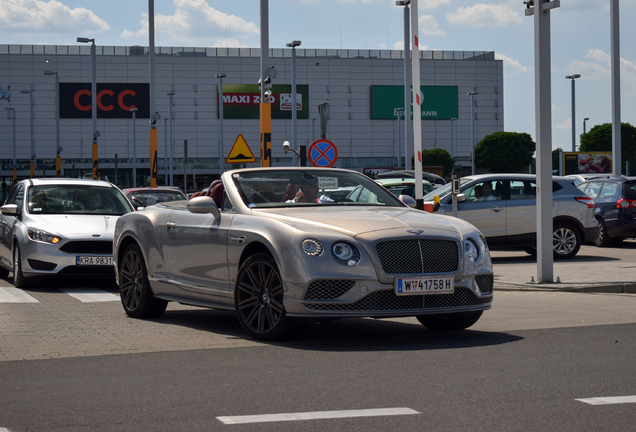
[308,139,338,168]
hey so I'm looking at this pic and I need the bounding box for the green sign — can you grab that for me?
[219,84,309,119]
[371,85,458,120]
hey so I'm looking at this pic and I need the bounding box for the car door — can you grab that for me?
[0,184,24,268]
[162,202,234,304]
[506,179,560,245]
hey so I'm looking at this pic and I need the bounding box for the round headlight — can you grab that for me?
[301,239,324,256]
[465,239,480,263]
[332,242,361,266]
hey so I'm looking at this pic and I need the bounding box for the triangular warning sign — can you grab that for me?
[226,134,256,164]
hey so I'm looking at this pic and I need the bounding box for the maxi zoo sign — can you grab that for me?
[218,84,309,119]
[371,85,458,120]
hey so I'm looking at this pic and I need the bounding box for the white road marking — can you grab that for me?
[60,288,119,302]
[0,286,39,303]
[576,396,636,405]
[217,407,420,425]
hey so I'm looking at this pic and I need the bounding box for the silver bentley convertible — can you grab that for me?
[113,167,494,340]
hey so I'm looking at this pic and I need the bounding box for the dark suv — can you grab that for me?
[577,178,636,246]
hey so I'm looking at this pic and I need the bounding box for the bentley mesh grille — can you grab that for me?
[376,239,459,274]
[475,274,494,294]
[304,280,356,300]
[59,241,113,254]
[303,287,491,312]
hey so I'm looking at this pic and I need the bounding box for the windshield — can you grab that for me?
[28,185,133,215]
[129,190,187,207]
[423,178,472,201]
[232,169,404,208]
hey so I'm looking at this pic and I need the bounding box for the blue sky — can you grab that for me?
[2,0,636,151]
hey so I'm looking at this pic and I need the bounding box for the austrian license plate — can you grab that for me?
[76,256,113,266]
[395,276,454,295]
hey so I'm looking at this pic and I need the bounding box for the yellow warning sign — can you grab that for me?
[226,134,256,164]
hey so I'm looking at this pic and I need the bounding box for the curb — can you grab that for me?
[494,283,636,293]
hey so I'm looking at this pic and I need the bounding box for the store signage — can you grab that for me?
[562,152,613,175]
[59,83,150,118]
[371,86,458,120]
[218,84,309,119]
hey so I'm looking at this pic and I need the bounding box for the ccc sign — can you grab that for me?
[60,83,150,119]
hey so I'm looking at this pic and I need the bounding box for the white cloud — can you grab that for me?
[446,1,522,27]
[394,41,404,50]
[554,118,573,130]
[419,14,445,36]
[421,0,452,9]
[496,53,531,76]
[0,0,110,35]
[121,0,258,45]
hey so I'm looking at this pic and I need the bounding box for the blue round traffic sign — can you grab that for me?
[308,139,338,167]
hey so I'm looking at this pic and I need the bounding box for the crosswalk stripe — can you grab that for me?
[576,396,636,405]
[0,286,39,303]
[217,408,420,425]
[59,288,120,303]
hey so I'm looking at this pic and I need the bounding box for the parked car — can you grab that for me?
[375,170,446,187]
[576,177,636,246]
[113,167,493,341]
[375,177,435,198]
[564,173,624,186]
[423,174,599,259]
[122,186,187,210]
[0,178,134,287]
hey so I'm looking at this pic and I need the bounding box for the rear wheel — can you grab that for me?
[12,245,29,288]
[553,222,581,260]
[417,311,483,331]
[594,220,613,247]
[118,243,167,318]
[234,253,289,341]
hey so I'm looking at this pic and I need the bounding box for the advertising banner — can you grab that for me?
[562,152,613,175]
[218,84,309,119]
[371,86,458,120]
[60,83,150,118]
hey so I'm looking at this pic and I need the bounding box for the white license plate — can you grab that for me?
[76,256,113,266]
[395,276,454,295]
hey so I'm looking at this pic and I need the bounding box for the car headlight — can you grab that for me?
[301,239,324,256]
[464,238,480,263]
[28,228,62,244]
[332,242,361,266]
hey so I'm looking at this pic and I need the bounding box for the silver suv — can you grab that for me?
[424,174,600,259]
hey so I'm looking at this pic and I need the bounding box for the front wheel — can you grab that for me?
[234,253,289,341]
[553,222,581,260]
[13,245,29,288]
[118,243,167,318]
[417,311,483,331]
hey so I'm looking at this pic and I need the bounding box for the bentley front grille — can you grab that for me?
[376,239,459,274]
[303,287,491,312]
[304,280,356,300]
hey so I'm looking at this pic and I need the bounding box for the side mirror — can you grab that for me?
[456,193,466,203]
[1,204,18,216]
[399,195,417,208]
[187,196,221,219]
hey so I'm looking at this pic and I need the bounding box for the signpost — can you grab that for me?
[226,134,256,164]
[308,139,338,168]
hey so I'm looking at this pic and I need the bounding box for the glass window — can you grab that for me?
[509,180,536,200]
[599,182,618,199]
[624,181,636,199]
[27,185,133,215]
[584,181,603,198]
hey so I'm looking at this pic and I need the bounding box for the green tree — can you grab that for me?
[553,147,563,173]
[579,122,636,164]
[475,131,535,173]
[421,148,455,178]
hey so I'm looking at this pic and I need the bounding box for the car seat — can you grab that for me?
[210,183,225,207]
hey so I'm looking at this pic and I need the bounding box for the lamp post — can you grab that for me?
[216,73,227,174]
[167,92,175,186]
[450,117,457,158]
[396,0,411,171]
[20,90,35,178]
[77,37,98,179]
[164,118,168,185]
[286,40,301,166]
[566,74,581,152]
[468,91,478,175]
[130,107,138,187]
[44,70,61,177]
[395,108,404,167]
[5,107,16,185]
[583,117,589,135]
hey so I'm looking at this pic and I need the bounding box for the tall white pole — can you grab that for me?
[148,0,158,188]
[402,2,411,171]
[410,0,423,210]
[610,0,621,175]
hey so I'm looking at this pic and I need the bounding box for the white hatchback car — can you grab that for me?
[0,178,134,287]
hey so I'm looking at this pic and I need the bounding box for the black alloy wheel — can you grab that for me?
[118,243,167,318]
[594,219,613,247]
[416,311,483,331]
[234,253,289,341]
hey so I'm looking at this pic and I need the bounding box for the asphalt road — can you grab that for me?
[1,245,636,432]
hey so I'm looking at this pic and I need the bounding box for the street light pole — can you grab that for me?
[20,90,35,178]
[468,91,478,175]
[565,74,580,152]
[5,107,16,185]
[44,71,61,177]
[164,118,168,185]
[583,117,589,135]
[77,37,98,179]
[286,40,301,166]
[130,108,138,187]
[450,117,457,159]
[167,92,175,186]
[395,108,404,167]
[216,73,227,174]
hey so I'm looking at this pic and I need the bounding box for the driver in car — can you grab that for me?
[286,176,334,203]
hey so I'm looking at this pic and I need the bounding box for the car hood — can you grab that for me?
[25,214,119,238]
[254,206,468,237]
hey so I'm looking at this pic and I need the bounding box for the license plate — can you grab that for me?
[76,256,113,266]
[395,276,454,295]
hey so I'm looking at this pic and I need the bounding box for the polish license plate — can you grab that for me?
[76,256,113,266]
[395,276,454,295]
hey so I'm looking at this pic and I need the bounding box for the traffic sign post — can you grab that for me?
[226,134,256,164]
[308,139,338,168]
